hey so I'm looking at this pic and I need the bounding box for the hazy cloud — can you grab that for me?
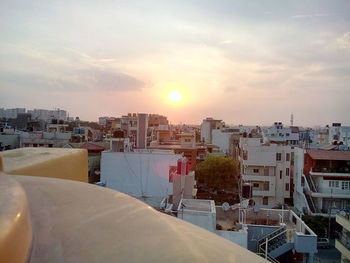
[337,32,350,52]
[291,13,329,19]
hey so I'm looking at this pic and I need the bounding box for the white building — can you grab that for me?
[28,109,67,121]
[200,117,223,143]
[0,108,26,119]
[101,149,182,207]
[329,123,350,149]
[238,137,300,206]
[20,123,71,148]
[263,122,300,146]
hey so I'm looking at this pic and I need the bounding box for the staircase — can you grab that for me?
[256,226,294,262]
[303,189,319,213]
[305,175,317,192]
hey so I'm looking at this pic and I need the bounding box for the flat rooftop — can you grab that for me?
[179,199,215,213]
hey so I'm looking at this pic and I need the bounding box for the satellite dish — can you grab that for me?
[340,210,347,217]
[222,202,230,211]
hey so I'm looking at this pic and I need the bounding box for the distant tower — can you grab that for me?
[290,114,294,126]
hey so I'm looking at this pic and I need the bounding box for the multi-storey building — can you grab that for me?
[302,150,350,215]
[336,213,350,263]
[0,108,26,119]
[238,137,299,206]
[27,109,67,121]
[149,130,207,170]
[263,122,300,146]
[200,117,224,144]
[329,123,350,149]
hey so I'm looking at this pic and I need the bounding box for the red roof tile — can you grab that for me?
[307,150,350,161]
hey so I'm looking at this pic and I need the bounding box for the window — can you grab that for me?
[291,152,295,165]
[280,170,282,179]
[253,169,259,173]
[285,183,290,191]
[329,181,339,188]
[342,181,350,190]
[286,168,290,176]
[286,153,290,162]
[263,197,268,205]
[253,183,259,188]
[276,153,282,161]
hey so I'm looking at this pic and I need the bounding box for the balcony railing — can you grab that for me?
[312,167,350,174]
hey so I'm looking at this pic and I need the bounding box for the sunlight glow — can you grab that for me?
[168,91,182,102]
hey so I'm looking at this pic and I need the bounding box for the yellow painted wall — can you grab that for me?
[1,148,88,183]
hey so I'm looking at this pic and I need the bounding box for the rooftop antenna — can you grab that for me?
[290,113,294,126]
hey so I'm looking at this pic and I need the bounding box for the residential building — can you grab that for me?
[336,213,350,263]
[177,198,317,262]
[28,108,67,121]
[20,121,71,148]
[101,148,182,207]
[0,108,26,119]
[238,137,299,206]
[212,128,240,156]
[0,128,20,151]
[200,117,223,143]
[302,150,350,215]
[164,157,197,210]
[263,122,300,146]
[149,130,207,170]
[148,114,169,127]
[329,123,350,149]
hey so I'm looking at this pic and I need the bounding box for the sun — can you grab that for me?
[168,91,182,102]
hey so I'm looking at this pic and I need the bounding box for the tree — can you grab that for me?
[195,156,239,191]
[302,215,327,237]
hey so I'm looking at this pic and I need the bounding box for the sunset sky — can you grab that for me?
[1,0,350,126]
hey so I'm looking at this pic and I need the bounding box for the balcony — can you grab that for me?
[336,234,350,261]
[310,167,350,178]
[242,174,275,181]
[337,214,350,232]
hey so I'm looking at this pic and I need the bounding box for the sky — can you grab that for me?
[1,0,350,126]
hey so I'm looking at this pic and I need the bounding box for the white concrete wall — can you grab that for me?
[212,130,232,154]
[216,230,248,248]
[101,151,181,199]
[200,122,211,143]
[178,210,216,232]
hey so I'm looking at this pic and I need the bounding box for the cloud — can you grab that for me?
[291,13,329,19]
[218,40,233,45]
[75,68,146,91]
[337,32,350,52]
[0,43,147,93]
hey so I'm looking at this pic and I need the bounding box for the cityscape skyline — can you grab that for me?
[1,1,350,126]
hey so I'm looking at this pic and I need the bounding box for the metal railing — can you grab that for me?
[312,167,350,174]
[256,252,280,263]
